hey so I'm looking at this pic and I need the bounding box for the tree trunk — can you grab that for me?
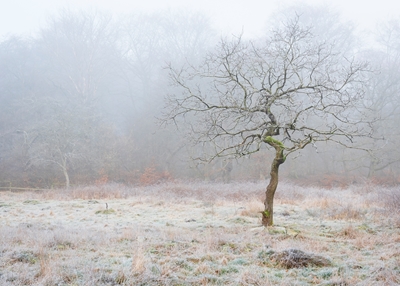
[367,157,377,178]
[63,167,70,189]
[60,156,70,189]
[262,138,286,226]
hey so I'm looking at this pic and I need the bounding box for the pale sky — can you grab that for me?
[0,0,399,39]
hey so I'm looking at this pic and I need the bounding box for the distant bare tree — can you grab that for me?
[362,18,400,179]
[164,16,372,226]
[21,9,119,188]
[118,10,215,176]
[0,36,37,184]
[39,9,119,105]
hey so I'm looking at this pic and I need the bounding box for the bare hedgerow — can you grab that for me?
[380,187,400,227]
[329,204,365,221]
[381,188,400,214]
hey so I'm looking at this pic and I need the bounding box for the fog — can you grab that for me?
[1,0,400,188]
[1,0,398,38]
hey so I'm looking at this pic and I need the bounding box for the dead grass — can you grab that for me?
[269,248,332,269]
[0,181,399,285]
[131,240,147,275]
[380,187,400,228]
[238,199,264,218]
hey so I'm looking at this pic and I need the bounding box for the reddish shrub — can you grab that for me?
[139,165,172,186]
[95,169,109,186]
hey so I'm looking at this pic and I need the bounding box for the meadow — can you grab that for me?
[0,181,399,285]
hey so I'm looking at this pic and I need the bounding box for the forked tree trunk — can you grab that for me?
[262,138,286,226]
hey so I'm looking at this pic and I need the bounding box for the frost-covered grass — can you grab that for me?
[0,181,399,285]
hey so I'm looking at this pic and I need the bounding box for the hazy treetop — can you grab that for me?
[1,0,399,39]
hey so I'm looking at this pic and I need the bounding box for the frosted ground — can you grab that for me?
[0,181,399,285]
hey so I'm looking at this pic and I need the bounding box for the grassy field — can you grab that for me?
[0,181,399,285]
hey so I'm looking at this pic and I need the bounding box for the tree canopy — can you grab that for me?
[164,16,373,225]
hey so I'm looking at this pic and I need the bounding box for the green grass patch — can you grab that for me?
[23,200,40,205]
[95,209,116,215]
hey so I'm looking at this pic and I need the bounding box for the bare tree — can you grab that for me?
[117,10,216,176]
[0,36,37,184]
[164,16,371,226]
[362,18,400,179]
[20,9,119,188]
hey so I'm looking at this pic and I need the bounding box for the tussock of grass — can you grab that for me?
[95,209,116,215]
[269,248,332,269]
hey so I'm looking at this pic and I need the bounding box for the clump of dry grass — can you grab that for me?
[269,248,332,269]
[37,247,52,278]
[337,225,360,239]
[328,204,365,221]
[238,199,263,218]
[131,243,147,275]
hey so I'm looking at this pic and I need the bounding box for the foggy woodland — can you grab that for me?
[1,5,400,189]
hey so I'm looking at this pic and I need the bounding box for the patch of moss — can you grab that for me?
[72,204,84,208]
[201,275,219,284]
[263,136,285,148]
[11,251,38,264]
[267,226,287,235]
[358,223,376,234]
[55,242,74,250]
[258,249,275,260]
[0,201,11,207]
[230,258,248,265]
[218,266,239,275]
[95,209,115,215]
[23,200,40,205]
[175,259,194,271]
[318,269,333,279]
[229,217,250,224]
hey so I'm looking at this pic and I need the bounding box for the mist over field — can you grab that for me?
[0,1,400,285]
[0,0,399,187]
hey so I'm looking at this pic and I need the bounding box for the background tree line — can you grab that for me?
[1,6,400,188]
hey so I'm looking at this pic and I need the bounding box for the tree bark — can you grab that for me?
[60,156,70,189]
[367,158,377,178]
[262,137,286,226]
[63,166,70,189]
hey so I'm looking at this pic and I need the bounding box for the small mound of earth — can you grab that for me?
[271,248,332,269]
